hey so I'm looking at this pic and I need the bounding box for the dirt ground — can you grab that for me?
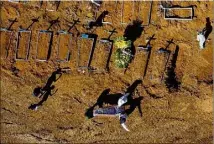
[0,1,213,143]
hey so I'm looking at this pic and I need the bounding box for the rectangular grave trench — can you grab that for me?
[90,39,113,72]
[152,52,170,82]
[78,34,97,69]
[15,30,31,60]
[136,1,152,26]
[164,7,193,20]
[57,32,72,62]
[135,49,151,77]
[0,30,13,59]
[36,31,53,61]
[121,1,134,25]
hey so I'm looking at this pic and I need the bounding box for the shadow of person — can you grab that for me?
[125,96,143,117]
[123,20,144,42]
[124,80,143,116]
[32,68,62,98]
[32,86,43,97]
[29,85,58,110]
[96,89,110,107]
[125,79,142,96]
[85,106,95,119]
[88,10,109,29]
[94,88,124,108]
[204,17,212,40]
[42,68,62,91]
[97,93,123,107]
[123,20,144,62]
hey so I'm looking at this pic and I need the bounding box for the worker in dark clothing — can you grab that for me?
[29,85,57,110]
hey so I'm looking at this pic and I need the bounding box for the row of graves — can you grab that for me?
[1,25,114,73]
[1,1,195,81]
[0,26,179,82]
[6,1,195,23]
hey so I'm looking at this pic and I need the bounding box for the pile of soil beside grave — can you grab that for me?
[0,1,213,143]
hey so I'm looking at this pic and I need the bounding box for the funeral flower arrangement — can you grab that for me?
[114,36,133,68]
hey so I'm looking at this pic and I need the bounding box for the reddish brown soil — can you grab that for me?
[0,1,213,143]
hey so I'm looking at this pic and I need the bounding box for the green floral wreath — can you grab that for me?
[114,36,133,68]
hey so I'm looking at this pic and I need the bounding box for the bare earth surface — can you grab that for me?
[0,1,213,143]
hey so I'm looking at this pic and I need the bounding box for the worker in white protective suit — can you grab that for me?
[117,93,130,132]
[197,31,206,49]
